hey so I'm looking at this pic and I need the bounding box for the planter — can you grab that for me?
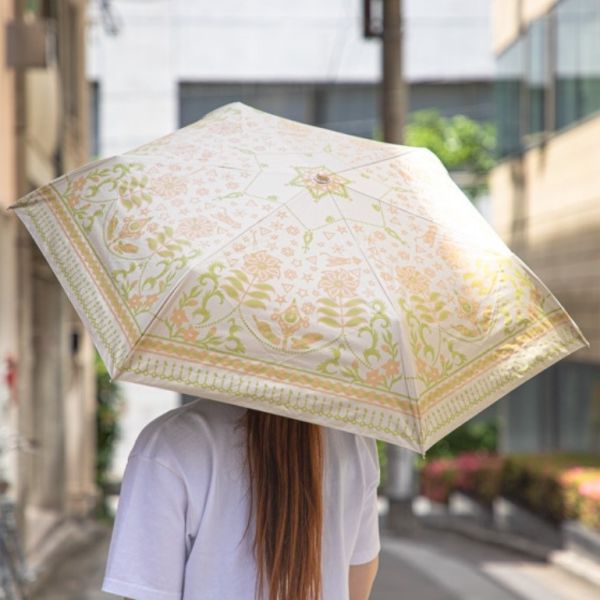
[562,520,600,565]
[448,491,493,527]
[493,495,563,548]
[412,494,448,517]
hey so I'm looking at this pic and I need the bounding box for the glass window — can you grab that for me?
[527,17,549,136]
[495,38,525,157]
[555,0,600,129]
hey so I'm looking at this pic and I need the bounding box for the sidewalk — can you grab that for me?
[31,512,600,599]
[373,522,600,600]
[30,523,113,600]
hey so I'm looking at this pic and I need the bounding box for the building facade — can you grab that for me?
[491,0,600,453]
[88,0,495,150]
[0,0,98,570]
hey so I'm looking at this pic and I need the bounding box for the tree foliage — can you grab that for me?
[404,110,497,199]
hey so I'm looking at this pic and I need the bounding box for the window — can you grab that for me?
[555,0,600,129]
[495,38,525,157]
[178,83,379,140]
[495,0,600,158]
[527,17,549,136]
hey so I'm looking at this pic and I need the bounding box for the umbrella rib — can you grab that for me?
[332,148,420,176]
[111,187,309,379]
[330,194,425,454]
[346,184,505,256]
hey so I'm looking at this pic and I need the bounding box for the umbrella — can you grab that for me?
[8,102,589,456]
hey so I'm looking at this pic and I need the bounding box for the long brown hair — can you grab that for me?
[241,408,324,600]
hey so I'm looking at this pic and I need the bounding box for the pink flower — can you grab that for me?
[579,480,600,500]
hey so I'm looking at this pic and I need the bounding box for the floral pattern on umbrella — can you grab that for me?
[10,102,589,454]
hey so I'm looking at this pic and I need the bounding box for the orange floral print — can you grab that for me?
[455,294,480,325]
[383,359,401,378]
[171,308,188,326]
[271,301,308,338]
[181,325,198,342]
[244,251,281,281]
[175,217,216,239]
[150,174,188,198]
[366,369,384,387]
[119,217,150,240]
[437,238,464,269]
[319,269,359,299]
[395,266,429,295]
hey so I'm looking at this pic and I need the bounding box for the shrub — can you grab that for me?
[501,453,600,526]
[454,451,504,506]
[420,456,458,504]
[419,451,502,506]
[419,450,600,531]
[559,467,600,530]
[419,417,499,465]
[95,351,124,520]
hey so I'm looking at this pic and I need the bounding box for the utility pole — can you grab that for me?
[380,0,419,533]
[382,0,406,143]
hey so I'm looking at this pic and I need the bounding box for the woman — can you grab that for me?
[101,397,381,600]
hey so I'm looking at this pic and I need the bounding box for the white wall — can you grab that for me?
[404,0,494,82]
[86,0,494,153]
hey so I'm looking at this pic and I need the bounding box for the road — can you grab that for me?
[32,522,599,600]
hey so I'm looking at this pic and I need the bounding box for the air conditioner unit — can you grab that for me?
[6,19,57,69]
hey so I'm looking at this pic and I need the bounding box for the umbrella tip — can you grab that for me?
[314,172,331,185]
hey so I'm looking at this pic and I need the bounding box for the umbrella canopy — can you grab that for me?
[9,102,589,455]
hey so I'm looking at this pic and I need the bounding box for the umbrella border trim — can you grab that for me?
[117,356,422,452]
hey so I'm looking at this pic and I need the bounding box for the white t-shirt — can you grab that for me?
[102,398,381,600]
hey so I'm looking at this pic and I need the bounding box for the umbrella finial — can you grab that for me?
[314,172,331,185]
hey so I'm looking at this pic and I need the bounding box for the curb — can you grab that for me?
[414,511,600,590]
[417,513,557,560]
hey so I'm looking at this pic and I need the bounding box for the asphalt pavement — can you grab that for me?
[32,520,600,600]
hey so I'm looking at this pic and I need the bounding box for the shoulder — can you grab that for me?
[128,398,247,473]
[324,428,380,484]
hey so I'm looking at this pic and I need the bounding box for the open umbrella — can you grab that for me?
[8,102,589,456]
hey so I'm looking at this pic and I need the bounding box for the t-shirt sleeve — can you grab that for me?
[349,436,381,565]
[102,453,188,600]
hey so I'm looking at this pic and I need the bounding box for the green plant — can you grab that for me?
[95,351,124,520]
[417,417,499,468]
[404,110,497,200]
[376,439,388,491]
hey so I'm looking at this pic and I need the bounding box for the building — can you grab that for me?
[88,0,494,148]
[490,0,600,453]
[0,0,98,574]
